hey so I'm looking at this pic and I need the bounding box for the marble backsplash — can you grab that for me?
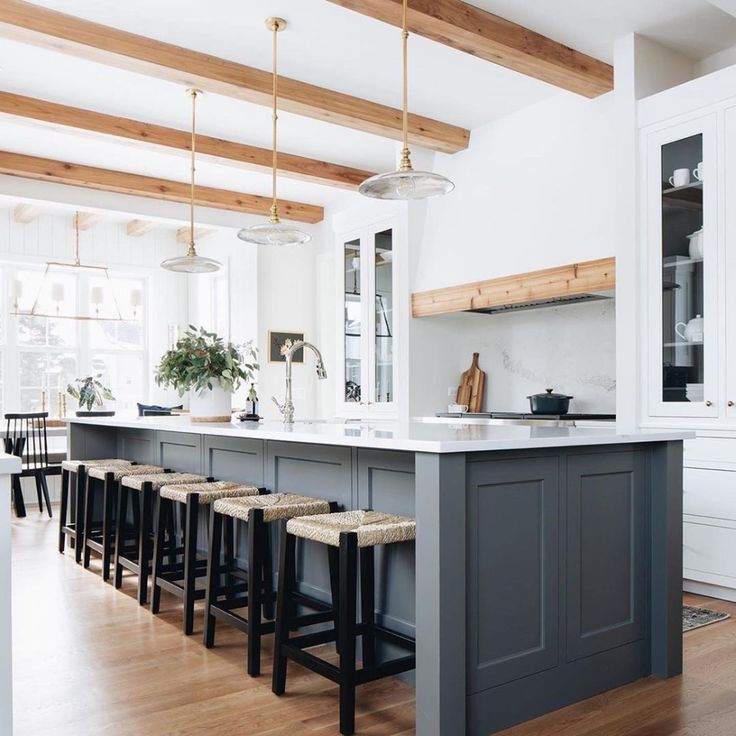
[416,299,616,416]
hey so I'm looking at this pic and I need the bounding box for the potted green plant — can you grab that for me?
[67,374,116,416]
[155,325,258,422]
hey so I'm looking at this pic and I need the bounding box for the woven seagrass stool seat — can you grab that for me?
[112,471,206,605]
[273,510,417,736]
[59,458,133,563]
[82,464,164,581]
[151,481,261,635]
[203,492,335,677]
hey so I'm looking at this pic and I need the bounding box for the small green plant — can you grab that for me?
[155,325,258,396]
[67,374,115,412]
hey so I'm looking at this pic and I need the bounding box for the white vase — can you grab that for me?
[189,381,232,422]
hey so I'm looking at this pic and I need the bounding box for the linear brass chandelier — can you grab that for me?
[161,89,222,273]
[237,17,311,246]
[359,0,454,200]
[12,211,125,322]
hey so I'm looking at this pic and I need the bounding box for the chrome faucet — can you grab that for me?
[272,340,327,424]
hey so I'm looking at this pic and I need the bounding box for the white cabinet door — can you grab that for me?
[724,106,736,422]
[644,114,720,419]
[336,218,398,416]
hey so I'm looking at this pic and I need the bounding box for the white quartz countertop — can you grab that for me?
[65,415,693,454]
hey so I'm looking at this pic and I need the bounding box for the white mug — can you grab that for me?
[669,168,691,188]
[693,162,704,181]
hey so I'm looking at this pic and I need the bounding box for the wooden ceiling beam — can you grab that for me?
[126,219,158,237]
[0,0,469,153]
[0,91,375,190]
[13,203,41,223]
[74,211,100,230]
[176,226,213,244]
[327,0,613,98]
[0,151,324,223]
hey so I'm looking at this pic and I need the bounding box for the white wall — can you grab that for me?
[404,93,620,417]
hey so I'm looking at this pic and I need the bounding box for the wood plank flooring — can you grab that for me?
[12,510,736,735]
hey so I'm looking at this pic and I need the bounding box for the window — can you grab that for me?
[4,265,148,416]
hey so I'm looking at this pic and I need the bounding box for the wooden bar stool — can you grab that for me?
[82,464,165,581]
[273,510,417,736]
[151,481,262,635]
[203,493,334,677]
[113,472,208,605]
[59,458,133,563]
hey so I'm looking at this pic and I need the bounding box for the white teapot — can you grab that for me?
[675,315,704,343]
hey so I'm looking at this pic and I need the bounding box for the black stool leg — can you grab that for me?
[74,470,86,563]
[224,516,235,603]
[203,508,223,648]
[82,475,94,569]
[58,469,69,553]
[34,471,43,512]
[12,475,26,518]
[360,546,376,668]
[182,495,200,635]
[39,472,52,518]
[328,546,341,655]
[137,484,153,605]
[101,475,115,581]
[114,483,128,589]
[339,532,358,736]
[272,520,296,696]
[247,509,264,676]
[262,524,275,621]
[151,495,167,615]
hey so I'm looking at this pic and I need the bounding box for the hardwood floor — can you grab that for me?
[12,511,736,735]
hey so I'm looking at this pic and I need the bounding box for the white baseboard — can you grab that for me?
[683,578,736,603]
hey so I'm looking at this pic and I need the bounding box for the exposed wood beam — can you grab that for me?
[328,0,613,98]
[13,203,41,223]
[176,226,213,244]
[0,91,375,190]
[74,211,100,230]
[0,0,469,154]
[0,151,324,224]
[126,219,158,237]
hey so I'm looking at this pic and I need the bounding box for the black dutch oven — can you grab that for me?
[527,388,573,415]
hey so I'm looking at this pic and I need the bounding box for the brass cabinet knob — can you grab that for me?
[729,401,734,407]
[705,400,713,407]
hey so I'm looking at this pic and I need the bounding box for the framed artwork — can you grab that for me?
[269,331,304,363]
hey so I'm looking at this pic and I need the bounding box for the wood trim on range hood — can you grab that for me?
[411,257,615,317]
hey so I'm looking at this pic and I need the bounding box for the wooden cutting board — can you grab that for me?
[456,353,485,413]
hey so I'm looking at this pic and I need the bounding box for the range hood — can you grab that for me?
[411,257,615,318]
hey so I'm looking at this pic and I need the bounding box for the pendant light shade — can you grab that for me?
[237,17,311,247]
[359,0,454,201]
[161,89,222,273]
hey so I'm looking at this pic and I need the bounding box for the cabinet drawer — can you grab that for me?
[684,438,736,468]
[683,468,736,521]
[684,519,736,585]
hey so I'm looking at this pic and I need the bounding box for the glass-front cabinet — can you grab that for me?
[645,114,719,419]
[338,219,396,415]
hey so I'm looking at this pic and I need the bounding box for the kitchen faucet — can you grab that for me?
[272,341,327,424]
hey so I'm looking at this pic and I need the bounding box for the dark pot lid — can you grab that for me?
[527,388,574,400]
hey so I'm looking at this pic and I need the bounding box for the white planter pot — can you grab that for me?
[189,382,232,422]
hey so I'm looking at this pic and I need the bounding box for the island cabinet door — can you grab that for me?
[466,456,560,693]
[565,451,648,661]
[155,431,203,475]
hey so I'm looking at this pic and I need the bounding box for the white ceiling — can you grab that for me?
[0,0,734,221]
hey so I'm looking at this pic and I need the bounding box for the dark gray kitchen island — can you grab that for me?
[67,415,689,736]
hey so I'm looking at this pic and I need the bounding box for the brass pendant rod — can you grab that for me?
[188,89,198,257]
[270,21,279,223]
[399,0,412,172]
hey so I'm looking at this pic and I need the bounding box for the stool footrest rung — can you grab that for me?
[286,628,336,650]
[355,655,416,685]
[291,591,332,613]
[370,625,416,652]
[155,576,207,601]
[281,645,341,684]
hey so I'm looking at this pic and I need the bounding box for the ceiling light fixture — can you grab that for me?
[12,212,125,321]
[237,17,311,246]
[358,0,454,200]
[161,89,221,273]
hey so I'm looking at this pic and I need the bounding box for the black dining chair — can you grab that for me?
[5,412,63,518]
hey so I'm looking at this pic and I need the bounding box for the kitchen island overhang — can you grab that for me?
[67,416,690,736]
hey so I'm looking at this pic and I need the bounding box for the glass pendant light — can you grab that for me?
[161,89,222,273]
[237,17,311,246]
[359,0,454,200]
